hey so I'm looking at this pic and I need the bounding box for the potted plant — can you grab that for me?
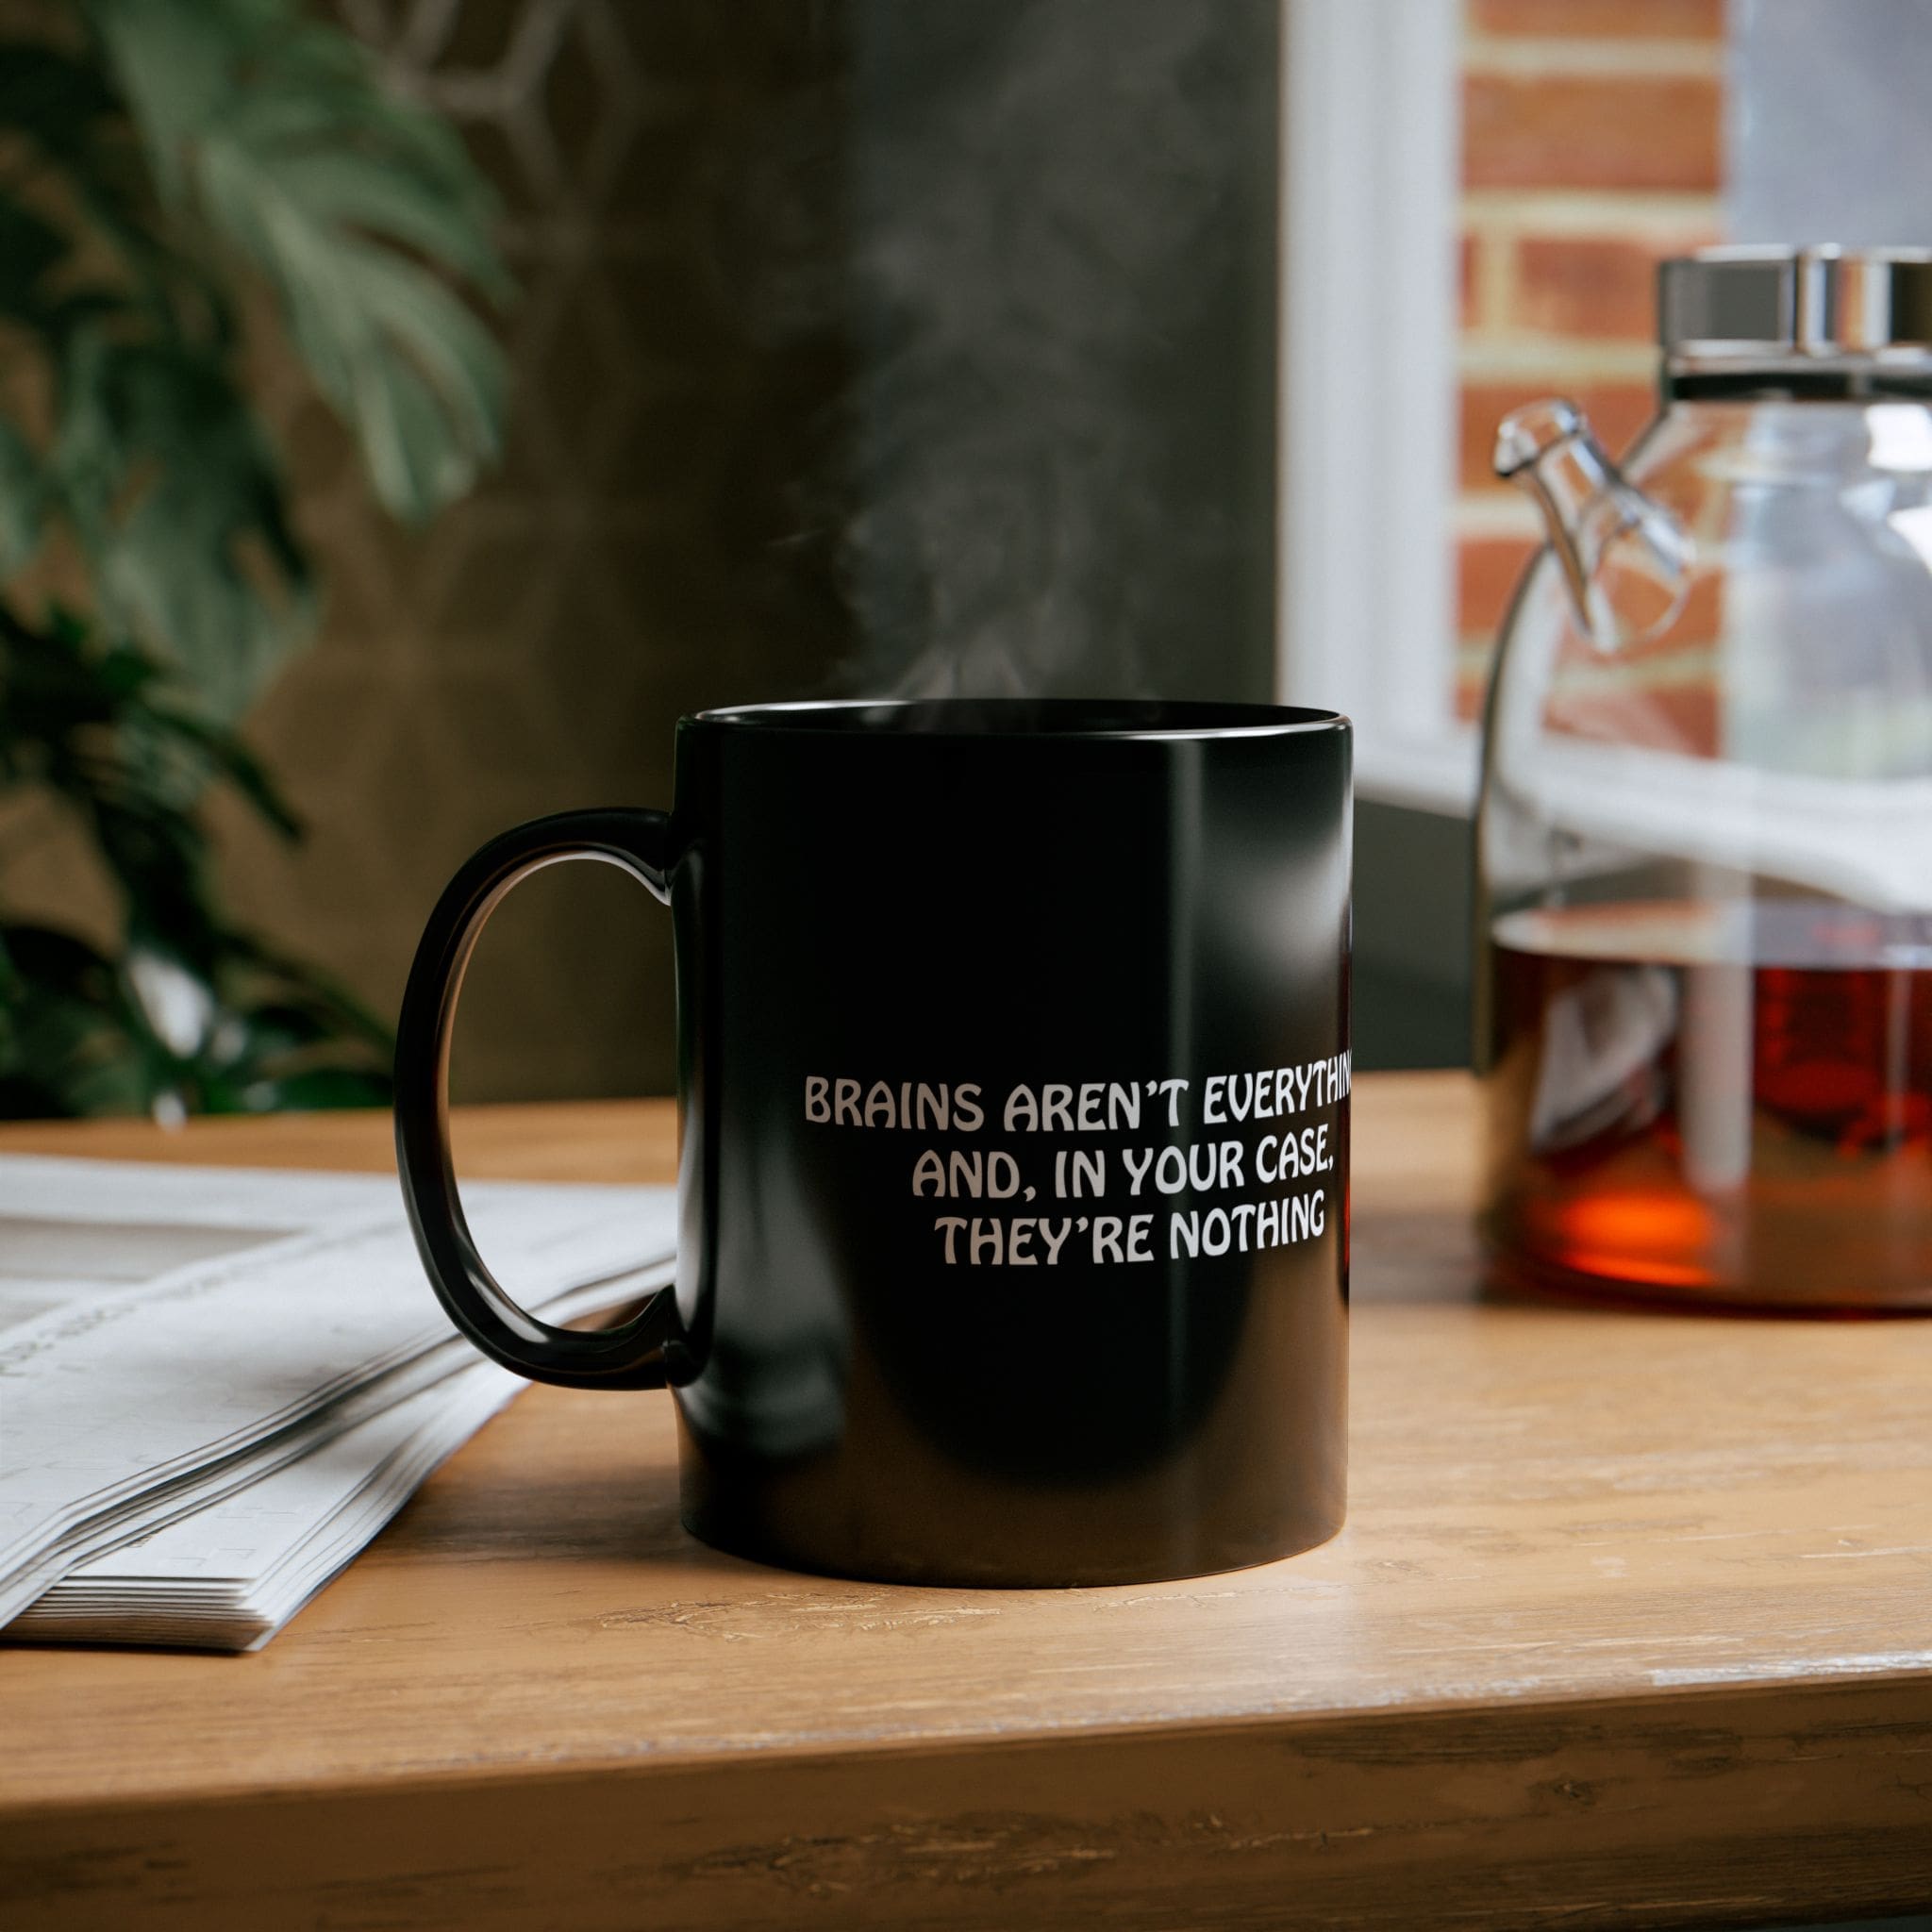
[0,0,507,1117]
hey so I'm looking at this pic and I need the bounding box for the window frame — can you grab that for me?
[1276,0,1476,816]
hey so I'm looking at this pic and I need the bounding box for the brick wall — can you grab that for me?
[1455,0,1726,719]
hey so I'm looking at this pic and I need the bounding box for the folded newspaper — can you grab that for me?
[0,1155,675,1651]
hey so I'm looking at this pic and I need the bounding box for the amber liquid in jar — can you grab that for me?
[1483,900,1932,1310]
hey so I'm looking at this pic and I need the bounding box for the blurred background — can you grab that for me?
[0,0,1916,1117]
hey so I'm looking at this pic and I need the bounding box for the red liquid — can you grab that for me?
[1483,901,1932,1310]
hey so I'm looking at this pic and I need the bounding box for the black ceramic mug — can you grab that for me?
[395,699,1351,1587]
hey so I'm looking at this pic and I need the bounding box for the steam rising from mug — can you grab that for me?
[781,1,1278,699]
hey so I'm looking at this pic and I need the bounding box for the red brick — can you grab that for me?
[1515,235,1675,340]
[1545,679,1720,757]
[1635,569,1724,648]
[1458,534,1541,637]
[1461,234,1480,329]
[1681,570,1723,644]
[1459,379,1657,491]
[1464,74,1722,192]
[1473,0,1725,38]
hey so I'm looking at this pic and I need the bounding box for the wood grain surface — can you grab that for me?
[3,1074,1931,1930]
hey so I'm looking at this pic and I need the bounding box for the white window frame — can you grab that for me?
[1277,0,1476,815]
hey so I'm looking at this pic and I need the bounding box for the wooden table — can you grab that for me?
[3,1074,1930,1931]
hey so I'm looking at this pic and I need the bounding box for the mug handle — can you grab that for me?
[394,808,682,1390]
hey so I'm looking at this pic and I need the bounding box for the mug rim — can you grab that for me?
[688,698,1349,741]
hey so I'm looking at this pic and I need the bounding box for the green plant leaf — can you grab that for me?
[45,329,313,715]
[0,417,42,571]
[242,144,508,300]
[226,935,394,1051]
[0,0,493,1118]
[0,45,121,158]
[0,36,209,334]
[77,0,246,201]
[143,703,302,838]
[0,195,69,323]
[0,921,152,1118]
[88,0,509,525]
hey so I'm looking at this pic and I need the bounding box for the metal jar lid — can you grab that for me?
[1659,246,1932,363]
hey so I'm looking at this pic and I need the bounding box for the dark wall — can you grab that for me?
[218,0,1282,1102]
[837,0,1280,701]
[1353,801,1472,1073]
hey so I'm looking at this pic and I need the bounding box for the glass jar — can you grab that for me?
[1476,246,1932,1311]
